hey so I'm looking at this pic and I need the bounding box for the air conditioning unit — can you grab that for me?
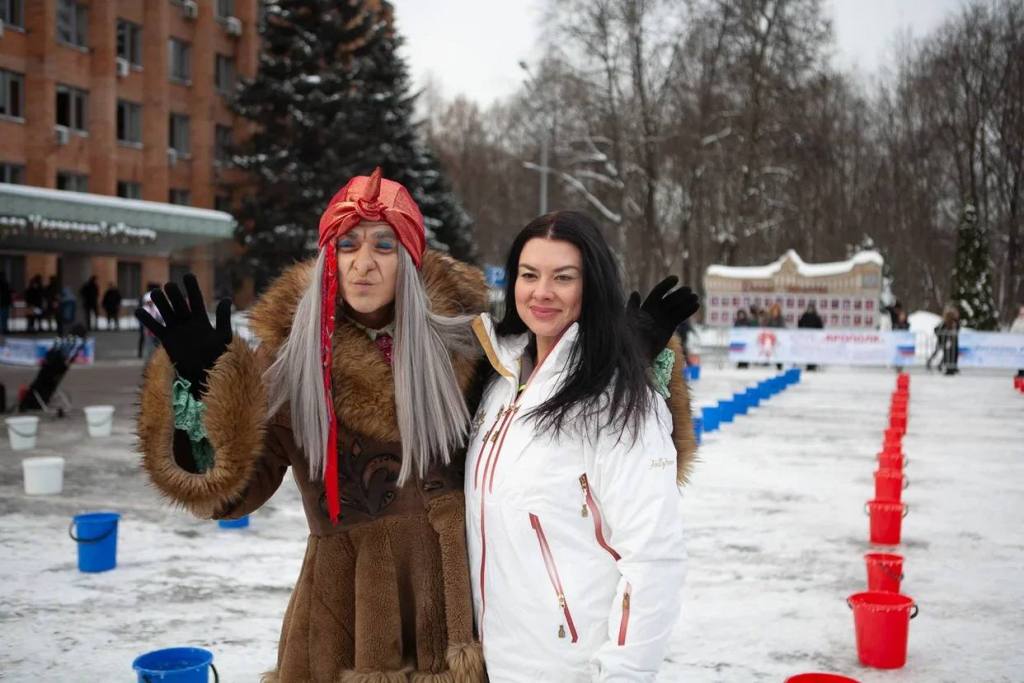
[167,148,179,166]
[55,127,70,146]
[182,0,199,20]
[225,16,242,37]
[116,57,130,78]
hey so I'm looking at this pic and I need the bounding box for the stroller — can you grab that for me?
[15,328,87,417]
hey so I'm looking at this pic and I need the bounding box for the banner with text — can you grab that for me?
[0,338,95,366]
[728,329,917,366]
[956,331,1024,368]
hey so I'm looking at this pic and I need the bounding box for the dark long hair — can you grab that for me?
[495,210,654,440]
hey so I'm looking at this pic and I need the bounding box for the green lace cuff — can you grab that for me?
[652,347,675,399]
[172,377,215,473]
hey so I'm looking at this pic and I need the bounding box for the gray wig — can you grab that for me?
[264,249,478,485]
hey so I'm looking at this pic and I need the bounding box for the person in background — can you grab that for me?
[59,286,76,336]
[927,305,960,375]
[24,275,45,334]
[798,302,824,371]
[893,309,910,330]
[79,275,99,332]
[0,272,11,335]
[764,302,785,328]
[734,309,753,327]
[44,276,60,332]
[102,283,122,330]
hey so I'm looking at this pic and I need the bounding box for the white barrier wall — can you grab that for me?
[726,328,1024,368]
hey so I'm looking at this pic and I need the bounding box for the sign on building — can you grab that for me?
[703,249,884,329]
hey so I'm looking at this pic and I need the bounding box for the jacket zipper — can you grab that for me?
[529,513,579,643]
[474,405,510,490]
[617,583,632,646]
[579,474,621,561]
[476,403,516,640]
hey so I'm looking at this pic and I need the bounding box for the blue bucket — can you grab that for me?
[744,387,761,408]
[217,515,249,529]
[133,647,219,682]
[687,364,701,381]
[701,405,719,432]
[69,512,120,573]
[732,392,749,416]
[718,399,735,423]
[693,416,703,445]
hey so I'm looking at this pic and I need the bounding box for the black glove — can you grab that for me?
[135,274,233,398]
[627,276,701,359]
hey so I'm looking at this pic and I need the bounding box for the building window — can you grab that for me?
[0,69,24,119]
[169,113,190,155]
[56,0,88,48]
[1,162,25,184]
[169,39,192,84]
[117,180,141,199]
[214,194,232,212]
[216,0,235,19]
[56,85,88,131]
[1,0,25,29]
[215,54,235,93]
[116,100,142,144]
[214,125,233,164]
[169,188,191,205]
[56,171,88,192]
[117,20,143,67]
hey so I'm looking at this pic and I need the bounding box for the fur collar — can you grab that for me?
[247,250,487,442]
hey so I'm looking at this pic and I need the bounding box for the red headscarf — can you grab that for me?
[316,168,426,523]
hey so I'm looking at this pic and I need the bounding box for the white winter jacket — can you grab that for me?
[465,315,687,682]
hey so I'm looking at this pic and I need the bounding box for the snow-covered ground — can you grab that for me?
[0,365,1021,681]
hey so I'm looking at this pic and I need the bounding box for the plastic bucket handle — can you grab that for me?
[68,519,116,544]
[864,502,910,517]
[86,415,114,428]
[847,598,919,620]
[7,424,38,438]
[880,564,905,583]
[142,664,219,683]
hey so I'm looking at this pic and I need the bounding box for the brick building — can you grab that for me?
[0,0,259,324]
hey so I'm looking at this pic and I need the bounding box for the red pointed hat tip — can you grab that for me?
[360,166,383,202]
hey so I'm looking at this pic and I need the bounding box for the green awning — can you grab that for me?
[0,183,235,256]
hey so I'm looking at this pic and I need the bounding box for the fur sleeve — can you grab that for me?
[137,337,270,518]
[666,335,697,486]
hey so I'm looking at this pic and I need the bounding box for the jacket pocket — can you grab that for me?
[579,474,621,561]
[617,583,632,646]
[529,512,579,643]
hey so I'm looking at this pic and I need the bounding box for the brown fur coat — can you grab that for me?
[138,251,488,682]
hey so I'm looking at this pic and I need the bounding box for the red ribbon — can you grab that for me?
[320,241,341,523]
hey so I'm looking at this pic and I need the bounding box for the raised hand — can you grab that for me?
[626,276,701,359]
[135,274,233,397]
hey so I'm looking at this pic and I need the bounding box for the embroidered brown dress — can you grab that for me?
[137,251,487,682]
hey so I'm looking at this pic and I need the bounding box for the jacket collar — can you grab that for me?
[472,313,580,383]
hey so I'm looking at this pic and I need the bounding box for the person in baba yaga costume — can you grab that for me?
[135,168,699,682]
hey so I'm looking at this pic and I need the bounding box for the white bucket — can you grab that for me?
[84,405,115,438]
[22,456,65,495]
[5,416,40,451]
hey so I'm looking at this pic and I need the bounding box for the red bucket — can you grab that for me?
[884,427,903,442]
[889,414,907,432]
[874,469,908,502]
[847,591,918,668]
[896,373,910,388]
[878,451,906,469]
[865,552,904,592]
[866,500,908,545]
[785,675,860,683]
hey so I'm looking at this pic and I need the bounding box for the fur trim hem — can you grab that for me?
[666,335,697,485]
[137,337,268,518]
[258,643,484,682]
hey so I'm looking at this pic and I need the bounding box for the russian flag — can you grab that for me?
[896,344,915,357]
[729,341,747,352]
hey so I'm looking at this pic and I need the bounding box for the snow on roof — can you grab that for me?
[0,183,234,224]
[706,249,883,280]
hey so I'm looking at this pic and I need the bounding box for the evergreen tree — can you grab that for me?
[950,203,998,330]
[233,0,475,287]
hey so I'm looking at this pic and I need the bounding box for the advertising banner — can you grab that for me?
[0,338,95,366]
[956,331,1024,368]
[728,329,916,366]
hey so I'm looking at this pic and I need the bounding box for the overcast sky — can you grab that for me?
[390,0,967,106]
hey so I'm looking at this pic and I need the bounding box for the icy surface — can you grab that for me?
[0,366,1021,681]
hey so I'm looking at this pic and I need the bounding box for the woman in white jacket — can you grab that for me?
[465,210,694,682]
